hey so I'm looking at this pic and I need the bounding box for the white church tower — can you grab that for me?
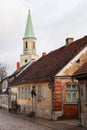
[20,10,39,66]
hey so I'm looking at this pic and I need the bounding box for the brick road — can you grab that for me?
[0,109,87,130]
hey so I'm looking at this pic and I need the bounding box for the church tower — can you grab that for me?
[20,10,39,66]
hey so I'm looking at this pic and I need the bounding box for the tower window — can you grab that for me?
[25,59,27,63]
[25,41,28,49]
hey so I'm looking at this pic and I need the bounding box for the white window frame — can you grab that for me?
[27,86,31,99]
[18,87,20,99]
[38,85,42,101]
[24,87,27,99]
[66,83,78,103]
[21,86,24,99]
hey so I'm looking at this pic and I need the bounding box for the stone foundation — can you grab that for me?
[52,111,63,120]
[36,108,51,120]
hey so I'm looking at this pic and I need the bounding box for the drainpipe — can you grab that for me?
[61,86,64,115]
[48,78,53,120]
[78,83,82,127]
[72,77,82,126]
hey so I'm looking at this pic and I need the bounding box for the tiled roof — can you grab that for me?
[73,61,87,77]
[9,61,34,78]
[9,64,26,78]
[10,36,87,85]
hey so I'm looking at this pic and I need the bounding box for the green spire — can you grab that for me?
[24,10,35,38]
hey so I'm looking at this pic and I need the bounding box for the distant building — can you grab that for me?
[0,10,38,111]
[20,10,39,66]
[0,61,35,110]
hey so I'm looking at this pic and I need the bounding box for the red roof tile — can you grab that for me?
[10,36,87,85]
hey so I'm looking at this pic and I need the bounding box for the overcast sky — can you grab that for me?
[0,0,87,75]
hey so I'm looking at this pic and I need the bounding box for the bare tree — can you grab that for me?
[0,63,7,81]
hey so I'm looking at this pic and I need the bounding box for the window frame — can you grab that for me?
[18,87,20,99]
[27,86,31,100]
[24,87,27,99]
[66,83,78,104]
[38,85,42,101]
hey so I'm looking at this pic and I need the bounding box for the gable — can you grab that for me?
[56,46,87,76]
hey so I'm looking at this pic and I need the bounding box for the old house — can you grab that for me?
[0,77,9,109]
[10,35,87,120]
[73,61,87,127]
[0,61,35,110]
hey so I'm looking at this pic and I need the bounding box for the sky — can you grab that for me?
[0,0,87,75]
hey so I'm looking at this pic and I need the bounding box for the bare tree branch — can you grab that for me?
[0,63,8,81]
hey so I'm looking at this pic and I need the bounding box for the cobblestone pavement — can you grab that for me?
[0,109,87,130]
[0,109,52,130]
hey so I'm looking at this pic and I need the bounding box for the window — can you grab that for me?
[25,41,28,48]
[25,59,27,63]
[24,87,27,99]
[42,89,46,99]
[38,85,42,101]
[6,95,8,105]
[18,87,20,99]
[66,83,78,103]
[21,87,24,99]
[27,86,31,99]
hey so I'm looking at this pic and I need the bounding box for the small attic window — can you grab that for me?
[76,58,80,63]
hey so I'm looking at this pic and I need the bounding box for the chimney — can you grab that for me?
[66,38,74,46]
[42,52,46,57]
[16,62,20,72]
[31,58,35,60]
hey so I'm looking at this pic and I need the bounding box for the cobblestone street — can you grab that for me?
[0,109,52,130]
[0,109,87,130]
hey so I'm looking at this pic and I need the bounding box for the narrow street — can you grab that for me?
[0,109,86,130]
[0,109,52,130]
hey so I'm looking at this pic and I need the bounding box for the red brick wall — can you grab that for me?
[52,80,63,111]
[52,79,78,119]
